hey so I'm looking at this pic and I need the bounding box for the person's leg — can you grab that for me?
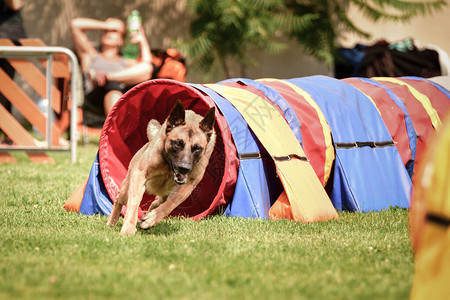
[103,89,123,116]
[106,62,152,86]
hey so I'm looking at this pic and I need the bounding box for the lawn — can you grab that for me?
[0,140,414,300]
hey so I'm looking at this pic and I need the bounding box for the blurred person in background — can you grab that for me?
[71,16,152,120]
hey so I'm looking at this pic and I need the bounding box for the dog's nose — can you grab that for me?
[177,166,191,175]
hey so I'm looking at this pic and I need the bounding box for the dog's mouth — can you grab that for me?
[173,171,188,185]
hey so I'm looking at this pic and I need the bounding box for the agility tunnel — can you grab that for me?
[66,80,239,220]
[64,75,450,222]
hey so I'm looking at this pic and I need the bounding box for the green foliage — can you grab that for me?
[0,143,414,299]
[181,0,447,78]
[179,0,316,80]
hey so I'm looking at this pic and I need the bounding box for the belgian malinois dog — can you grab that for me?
[107,100,216,235]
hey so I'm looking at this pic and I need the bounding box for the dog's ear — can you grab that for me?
[147,119,161,141]
[200,106,215,140]
[166,100,186,133]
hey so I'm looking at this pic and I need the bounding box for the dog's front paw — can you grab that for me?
[140,210,158,229]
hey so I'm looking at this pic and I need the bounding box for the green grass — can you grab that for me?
[0,140,414,300]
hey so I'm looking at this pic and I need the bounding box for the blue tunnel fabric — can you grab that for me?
[79,153,113,215]
[219,78,303,146]
[288,76,412,212]
[357,78,418,177]
[191,84,278,218]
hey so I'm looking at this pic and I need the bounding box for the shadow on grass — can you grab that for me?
[139,221,181,236]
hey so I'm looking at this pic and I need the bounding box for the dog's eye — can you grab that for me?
[192,144,203,153]
[171,139,184,150]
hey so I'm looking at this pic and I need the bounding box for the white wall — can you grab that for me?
[339,2,450,58]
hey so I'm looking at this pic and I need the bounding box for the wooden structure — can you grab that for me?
[0,39,80,163]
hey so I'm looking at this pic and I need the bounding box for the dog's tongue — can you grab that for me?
[174,172,187,184]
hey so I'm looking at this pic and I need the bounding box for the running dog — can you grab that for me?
[107,100,216,235]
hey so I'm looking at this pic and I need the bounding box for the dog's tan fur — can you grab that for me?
[107,100,216,235]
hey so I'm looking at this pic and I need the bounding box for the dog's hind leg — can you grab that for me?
[140,185,194,229]
[139,195,166,225]
[148,195,166,211]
